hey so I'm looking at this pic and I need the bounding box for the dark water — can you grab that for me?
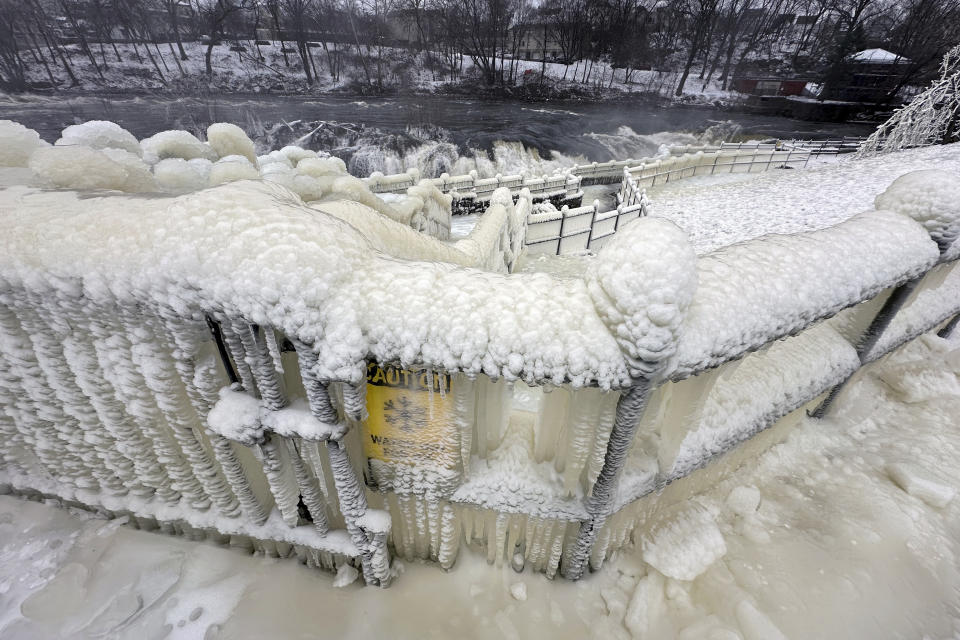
[0,93,874,163]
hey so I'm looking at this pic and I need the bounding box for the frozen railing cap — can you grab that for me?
[874,170,960,254]
[586,217,697,381]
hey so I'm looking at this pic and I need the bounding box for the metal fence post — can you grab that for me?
[812,277,922,418]
[938,312,960,338]
[563,379,651,580]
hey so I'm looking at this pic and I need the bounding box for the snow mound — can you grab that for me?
[141,130,217,162]
[642,506,726,581]
[29,146,129,191]
[0,120,49,167]
[586,217,697,381]
[875,170,960,252]
[56,120,141,156]
[207,123,258,165]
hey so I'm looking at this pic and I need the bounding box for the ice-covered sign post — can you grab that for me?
[0,117,958,586]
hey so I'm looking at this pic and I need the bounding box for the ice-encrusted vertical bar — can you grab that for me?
[813,277,922,418]
[236,322,330,534]
[160,311,268,523]
[4,295,124,494]
[293,340,391,586]
[0,301,92,489]
[563,379,651,580]
[128,314,239,514]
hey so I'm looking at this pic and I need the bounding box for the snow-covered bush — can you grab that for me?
[56,120,141,156]
[0,120,48,167]
[207,123,258,165]
[586,217,697,381]
[140,130,217,162]
[29,146,130,190]
[874,170,960,252]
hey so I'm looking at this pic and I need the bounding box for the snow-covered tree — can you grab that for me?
[858,45,960,156]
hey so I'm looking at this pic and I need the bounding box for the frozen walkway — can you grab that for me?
[652,143,960,254]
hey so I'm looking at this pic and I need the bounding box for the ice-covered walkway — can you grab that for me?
[2,332,958,640]
[652,143,960,254]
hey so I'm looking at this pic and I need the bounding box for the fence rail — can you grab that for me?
[523,196,650,255]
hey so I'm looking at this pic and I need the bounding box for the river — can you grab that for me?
[0,93,875,177]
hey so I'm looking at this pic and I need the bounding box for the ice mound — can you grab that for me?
[641,506,726,581]
[209,156,260,186]
[586,217,697,381]
[100,148,157,192]
[262,169,325,202]
[297,156,348,177]
[56,120,141,156]
[207,123,258,165]
[153,158,211,194]
[875,170,960,252]
[279,145,318,164]
[0,120,49,167]
[886,462,956,508]
[29,146,129,191]
[141,130,217,162]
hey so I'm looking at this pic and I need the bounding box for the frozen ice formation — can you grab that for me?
[674,209,940,379]
[0,120,49,166]
[206,123,258,165]
[56,120,142,156]
[29,146,132,191]
[875,170,960,253]
[586,217,697,381]
[641,506,726,581]
[140,129,218,161]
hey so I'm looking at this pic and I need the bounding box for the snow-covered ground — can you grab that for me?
[17,39,743,103]
[1,330,958,639]
[649,143,960,254]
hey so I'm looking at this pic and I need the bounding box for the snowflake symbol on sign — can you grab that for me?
[383,396,428,433]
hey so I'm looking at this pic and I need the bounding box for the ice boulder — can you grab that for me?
[0,120,49,167]
[29,146,129,191]
[140,130,217,162]
[875,170,960,253]
[279,145,318,164]
[297,156,348,178]
[56,120,141,156]
[153,157,210,194]
[208,156,260,186]
[101,148,157,192]
[586,216,698,380]
[207,122,258,165]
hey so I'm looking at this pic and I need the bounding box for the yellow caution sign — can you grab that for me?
[363,363,458,469]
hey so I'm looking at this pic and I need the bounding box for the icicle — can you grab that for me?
[285,437,330,535]
[438,503,459,570]
[494,512,509,567]
[264,328,285,375]
[562,388,602,496]
[218,321,258,395]
[535,387,569,464]
[454,374,475,473]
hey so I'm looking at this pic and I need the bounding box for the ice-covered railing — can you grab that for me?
[524,195,651,255]
[617,147,810,204]
[366,168,583,213]
[1,129,959,584]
